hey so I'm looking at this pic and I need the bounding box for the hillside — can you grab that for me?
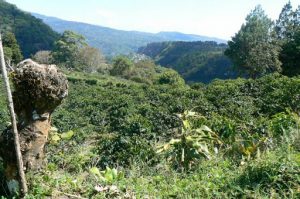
[32,13,227,56]
[0,0,59,57]
[0,1,299,198]
[1,71,299,198]
[138,41,236,83]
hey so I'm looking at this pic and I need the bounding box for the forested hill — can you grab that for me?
[32,13,226,56]
[138,41,236,83]
[0,0,59,57]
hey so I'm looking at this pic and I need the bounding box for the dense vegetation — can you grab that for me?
[0,1,300,198]
[32,13,226,56]
[226,3,300,78]
[138,41,236,83]
[1,71,299,198]
[2,31,23,65]
[0,0,59,57]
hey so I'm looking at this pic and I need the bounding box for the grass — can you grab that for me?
[22,139,299,198]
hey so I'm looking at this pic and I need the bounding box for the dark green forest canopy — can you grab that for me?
[0,0,59,57]
[138,41,236,83]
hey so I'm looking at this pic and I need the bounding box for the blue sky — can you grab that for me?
[6,0,300,40]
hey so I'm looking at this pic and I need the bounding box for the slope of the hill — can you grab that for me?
[32,13,227,56]
[0,0,59,57]
[1,72,299,198]
[138,41,236,83]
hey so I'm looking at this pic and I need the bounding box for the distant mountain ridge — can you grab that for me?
[32,13,227,56]
[156,32,226,44]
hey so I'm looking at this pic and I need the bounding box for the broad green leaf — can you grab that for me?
[104,170,114,183]
[50,133,61,144]
[90,167,101,177]
[112,168,118,179]
[61,130,74,140]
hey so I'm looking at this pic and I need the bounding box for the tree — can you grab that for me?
[280,29,300,76]
[51,30,87,68]
[2,32,23,66]
[225,5,281,78]
[275,3,300,76]
[110,56,133,76]
[32,50,52,64]
[275,1,294,40]
[157,69,185,86]
[77,46,107,73]
[293,5,300,27]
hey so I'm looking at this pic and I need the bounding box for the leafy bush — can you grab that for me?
[110,56,133,76]
[157,69,185,86]
[157,111,222,171]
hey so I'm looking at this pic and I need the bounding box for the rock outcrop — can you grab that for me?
[0,59,68,194]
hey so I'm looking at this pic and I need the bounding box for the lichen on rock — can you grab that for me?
[13,59,68,118]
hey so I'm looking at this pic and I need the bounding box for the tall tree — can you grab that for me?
[225,5,281,78]
[280,29,300,76]
[51,30,87,68]
[32,50,52,64]
[2,32,23,66]
[77,46,107,73]
[110,56,133,76]
[275,1,294,40]
[293,5,300,28]
[275,3,300,76]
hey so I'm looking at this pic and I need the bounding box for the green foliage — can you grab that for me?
[157,69,185,86]
[1,2,300,198]
[1,68,300,198]
[90,167,124,184]
[76,46,108,73]
[234,151,300,198]
[280,29,300,76]
[274,2,300,76]
[0,0,59,57]
[225,6,282,78]
[2,32,23,65]
[46,72,300,170]
[0,80,8,133]
[275,1,295,40]
[31,50,52,64]
[268,111,299,137]
[157,111,222,170]
[110,56,133,76]
[51,30,87,68]
[126,58,162,84]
